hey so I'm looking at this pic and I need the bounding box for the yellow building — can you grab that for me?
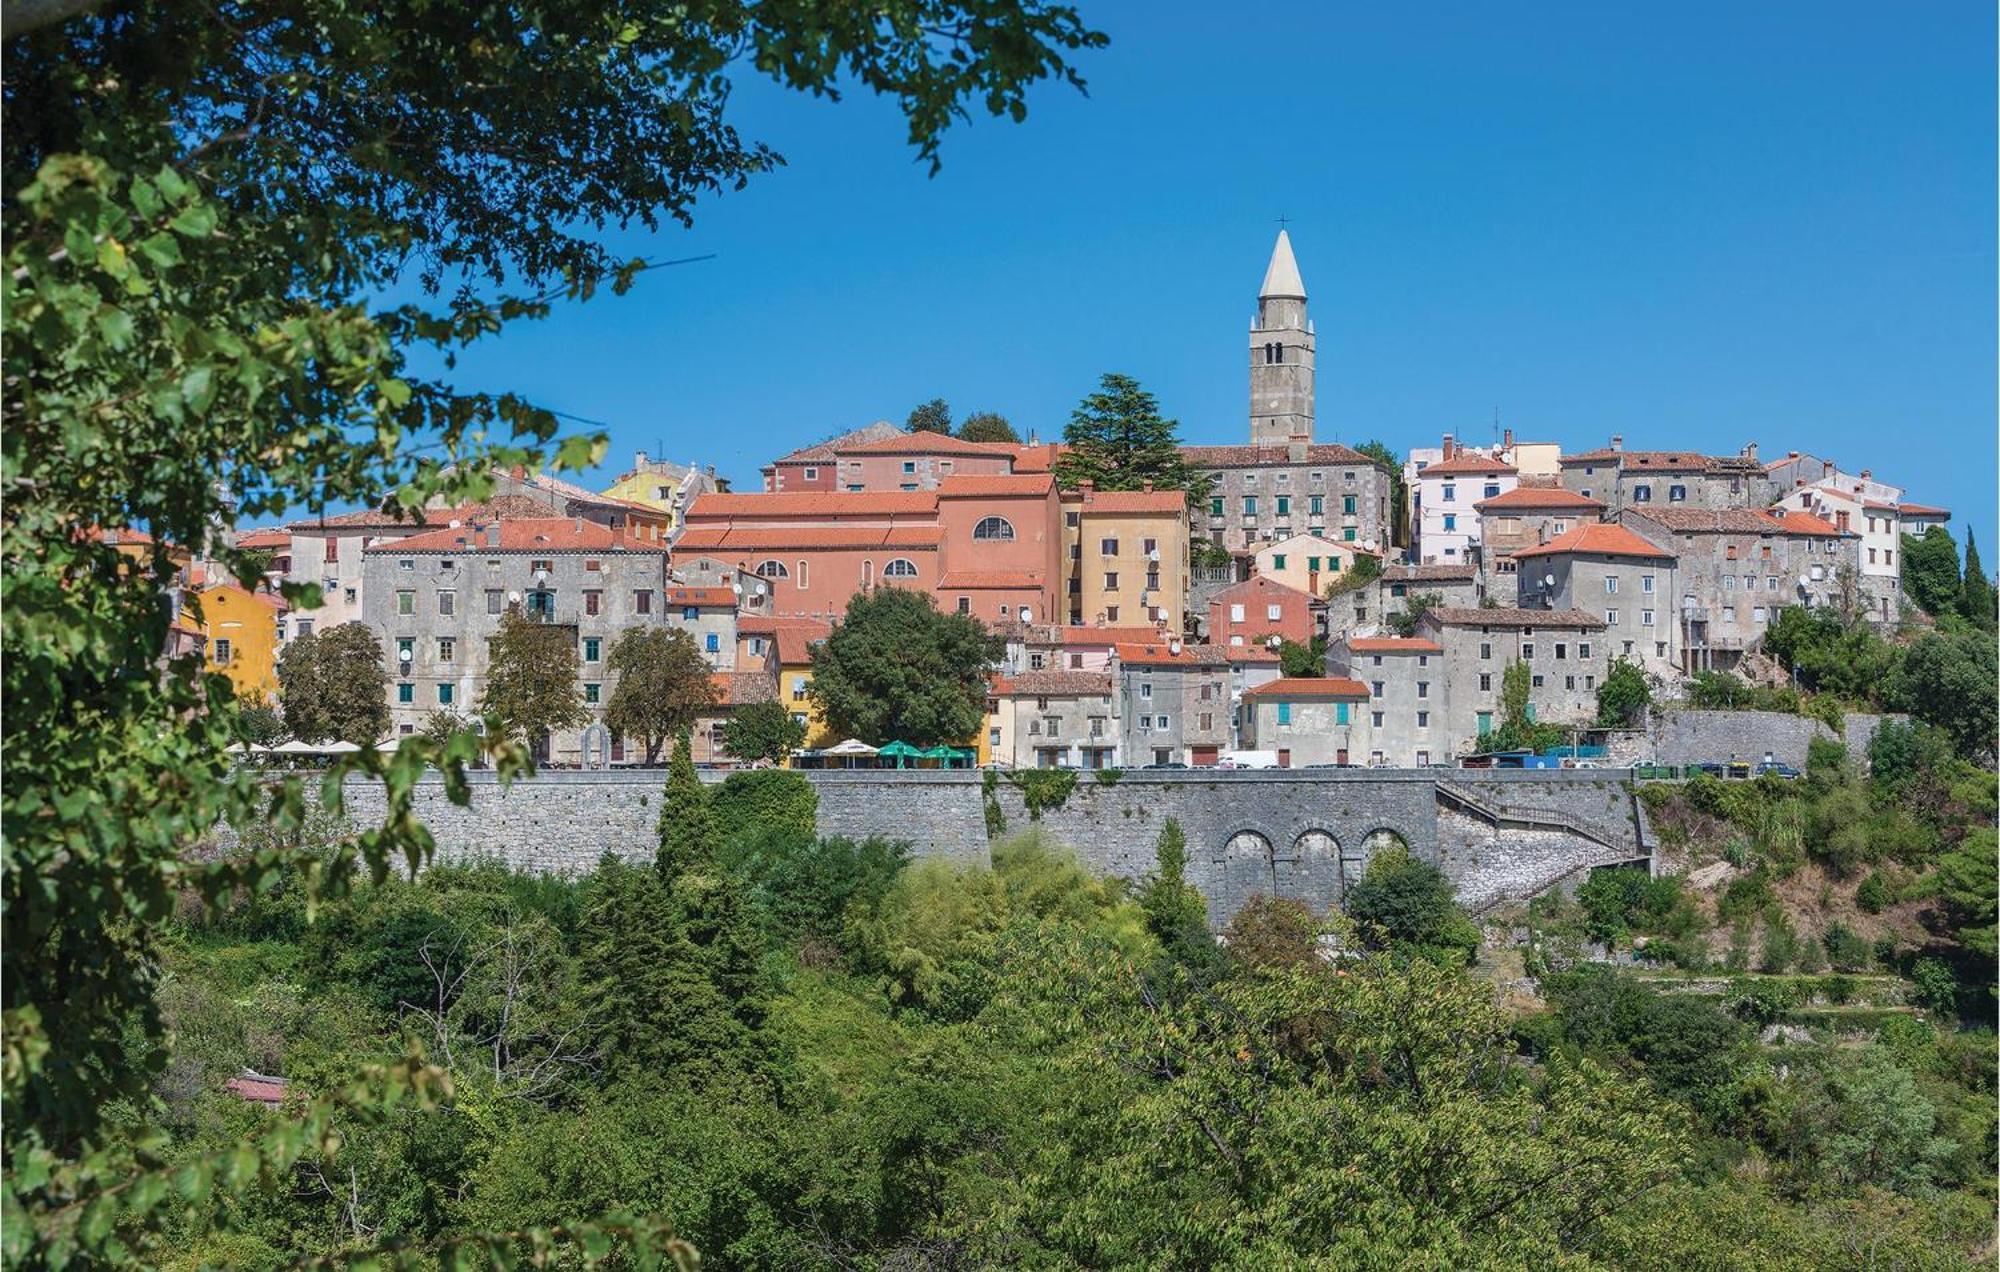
[1060,483,1191,633]
[194,582,284,698]
[1252,532,1380,598]
[601,451,727,535]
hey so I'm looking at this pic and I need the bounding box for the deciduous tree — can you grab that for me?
[604,627,719,764]
[1355,439,1407,547]
[808,588,1000,746]
[1596,658,1651,726]
[906,397,954,434]
[277,623,392,743]
[717,700,808,765]
[481,608,589,750]
[1900,525,1962,616]
[957,411,1020,444]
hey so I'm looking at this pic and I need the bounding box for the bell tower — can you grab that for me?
[1249,229,1315,446]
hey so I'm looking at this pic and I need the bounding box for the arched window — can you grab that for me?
[753,560,789,579]
[883,558,919,578]
[862,560,874,588]
[973,516,1015,541]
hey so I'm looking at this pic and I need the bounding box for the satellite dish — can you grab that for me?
[1543,574,1556,588]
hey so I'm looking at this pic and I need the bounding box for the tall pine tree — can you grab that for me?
[1052,373,1207,502]
[657,729,719,882]
[1959,530,1995,630]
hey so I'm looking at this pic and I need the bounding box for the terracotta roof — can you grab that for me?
[709,670,778,706]
[769,619,832,665]
[1063,487,1188,514]
[1114,641,1228,668]
[1420,453,1516,477]
[936,473,1056,497]
[686,490,938,520]
[1514,524,1677,561]
[1212,575,1317,605]
[767,421,905,465]
[841,432,1014,458]
[364,518,667,554]
[1559,448,1760,474]
[990,671,1114,696]
[1345,637,1443,653]
[1383,563,1477,582]
[1243,676,1370,701]
[738,614,832,636]
[291,495,551,531]
[937,570,1045,589]
[665,586,737,608]
[1182,443,1376,468]
[673,526,942,551]
[1898,503,1950,518]
[235,527,292,549]
[1053,625,1169,646]
[1222,645,1283,663]
[1427,607,1607,630]
[1005,443,1065,473]
[1622,507,1786,534]
[1473,487,1606,512]
[1765,511,1848,538]
[225,1071,288,1107]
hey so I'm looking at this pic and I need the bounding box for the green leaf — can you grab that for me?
[378,377,412,409]
[137,232,182,269]
[95,306,135,349]
[180,365,216,415]
[168,202,217,238]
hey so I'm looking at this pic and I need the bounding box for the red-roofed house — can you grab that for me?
[1415,436,1518,564]
[1767,464,1939,627]
[225,1070,289,1109]
[985,670,1120,769]
[1473,485,1608,567]
[1557,436,1771,514]
[1061,480,1191,631]
[1513,523,1682,677]
[1239,676,1372,767]
[1113,639,1230,766]
[1207,574,1317,651]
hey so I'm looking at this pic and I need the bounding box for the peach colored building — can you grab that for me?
[1059,482,1191,631]
[830,431,1016,491]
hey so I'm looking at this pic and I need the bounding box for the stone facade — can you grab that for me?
[1240,677,1370,766]
[1557,440,1772,515]
[987,670,1121,769]
[1249,230,1315,446]
[1513,526,1680,680]
[1116,643,1231,765]
[1417,608,1610,757]
[1641,709,1900,769]
[1326,637,1447,766]
[1187,444,1391,556]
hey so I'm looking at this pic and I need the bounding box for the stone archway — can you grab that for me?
[578,723,612,770]
[1210,829,1276,928]
[1279,830,1341,907]
[1345,827,1409,894]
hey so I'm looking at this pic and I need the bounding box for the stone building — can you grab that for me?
[1248,230,1315,447]
[360,517,670,761]
[1513,523,1681,680]
[1187,442,1391,557]
[760,420,904,491]
[690,669,780,766]
[1474,485,1607,574]
[1619,507,1856,673]
[1221,644,1284,748]
[1326,636,1447,767]
[1060,482,1191,631]
[1019,624,1168,674]
[601,451,727,535]
[1415,607,1610,758]
[1556,438,1770,515]
[986,670,1120,769]
[1414,439,1517,563]
[824,430,1017,492]
[1206,574,1318,652]
[1322,561,1482,642]
[1239,676,1372,767]
[1766,461,1951,628]
[663,582,738,671]
[1114,640,1231,766]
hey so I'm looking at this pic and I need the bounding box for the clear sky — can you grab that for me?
[419,0,1996,547]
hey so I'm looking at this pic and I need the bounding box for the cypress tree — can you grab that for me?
[657,729,718,883]
[1959,530,1995,629]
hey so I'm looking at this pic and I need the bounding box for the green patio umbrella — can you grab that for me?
[877,740,923,769]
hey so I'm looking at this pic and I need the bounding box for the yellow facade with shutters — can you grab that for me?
[195,583,282,701]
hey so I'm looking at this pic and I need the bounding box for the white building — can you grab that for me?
[1413,437,1518,564]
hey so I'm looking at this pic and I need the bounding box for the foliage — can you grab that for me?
[1596,657,1652,726]
[715,700,806,765]
[656,732,719,883]
[1322,548,1381,599]
[1900,526,1962,617]
[1887,630,1998,762]
[1575,867,1699,947]
[1276,636,1325,677]
[1050,372,1207,504]
[1354,440,1407,547]
[1868,718,1955,789]
[1762,605,1898,702]
[1385,589,1443,638]
[905,396,953,434]
[1132,818,1217,970]
[481,607,589,747]
[604,627,719,764]
[1004,767,1079,818]
[1343,844,1480,965]
[238,695,289,746]
[808,587,1000,746]
[277,622,391,744]
[956,410,1018,444]
[1476,660,1567,755]
[419,709,473,750]
[1958,530,1995,630]
[1683,669,1800,713]
[1222,894,1324,970]
[1932,829,1998,968]
[711,770,818,841]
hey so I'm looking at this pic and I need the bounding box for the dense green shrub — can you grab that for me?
[712,769,819,840]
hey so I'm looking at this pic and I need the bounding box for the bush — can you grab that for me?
[1728,979,1798,1026]
[1821,922,1872,973]
[1718,871,1774,924]
[1343,846,1479,966]
[1576,867,1700,947]
[712,769,818,840]
[1910,958,1958,1015]
[1855,871,1892,914]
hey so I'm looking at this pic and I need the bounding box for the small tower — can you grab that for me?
[1249,229,1315,446]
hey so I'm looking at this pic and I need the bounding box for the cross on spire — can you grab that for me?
[1276,213,1290,229]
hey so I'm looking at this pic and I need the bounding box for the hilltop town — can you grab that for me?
[181,231,1969,772]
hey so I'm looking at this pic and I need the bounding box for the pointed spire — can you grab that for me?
[1259,229,1306,300]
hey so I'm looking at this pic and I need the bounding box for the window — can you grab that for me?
[1417,710,1430,728]
[1275,496,1290,517]
[1522,642,1535,660]
[1343,527,1356,542]
[1104,572,1119,591]
[1229,603,1245,622]
[1669,484,1687,502]
[973,516,1015,541]
[877,557,918,580]
[1442,514,1456,531]
[396,637,414,663]
[802,466,818,481]
[957,597,971,614]
[438,636,455,662]
[1723,575,1735,592]
[1140,683,1154,700]
[437,590,455,616]
[1277,702,1292,725]
[211,637,232,664]
[683,605,700,621]
[705,632,720,653]
[398,558,413,570]
[1242,496,1258,516]
[1098,537,1120,556]
[1578,642,1591,659]
[1308,556,1322,572]
[1371,680,1384,697]
[1272,554,1286,570]
[1555,642,1568,660]
[1336,702,1351,725]
[1417,681,1430,699]
[754,560,789,579]
[634,590,652,614]
[323,536,339,563]
[1753,606,1769,623]
[1479,642,1492,659]
[1605,609,1618,624]
[1137,715,1150,731]
[1442,484,1456,502]
[1311,495,1324,516]
[902,461,916,474]
[1342,494,1357,516]
[1767,575,1779,590]
[1642,575,1655,593]
[1105,605,1119,622]
[1633,484,1652,502]
[1532,675,1545,688]
[397,590,415,615]
[1722,605,1737,622]
[1479,673,1492,692]
[584,637,601,662]
[1605,576,1619,594]
[438,683,455,705]
[584,590,601,616]
[793,681,808,701]
[1209,497,1224,517]
[584,683,601,704]
[397,682,413,704]
[1372,712,1384,728]
[1743,575,1756,590]
[486,589,504,614]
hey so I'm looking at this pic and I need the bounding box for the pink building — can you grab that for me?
[1207,574,1318,650]
[830,431,1017,491]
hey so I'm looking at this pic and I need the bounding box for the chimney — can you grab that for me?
[574,515,584,533]
[635,450,648,469]
[1860,469,1871,481]
[1610,434,1623,452]
[1788,450,1799,459]
[483,523,499,548]
[1502,427,1514,449]
[1141,479,1154,494]
[1442,434,1456,461]
[1742,442,1758,461]
[1079,479,1094,503]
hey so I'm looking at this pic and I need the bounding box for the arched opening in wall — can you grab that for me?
[1346,828,1409,895]
[1282,830,1341,907]
[1211,829,1275,929]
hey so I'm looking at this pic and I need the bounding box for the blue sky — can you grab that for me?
[422,0,1995,548]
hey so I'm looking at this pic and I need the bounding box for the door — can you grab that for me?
[1191,746,1220,766]
[1278,748,1291,768]
[1336,748,1348,766]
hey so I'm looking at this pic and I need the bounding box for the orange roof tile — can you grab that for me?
[1005,443,1065,473]
[840,432,1015,457]
[365,518,666,554]
[1420,453,1516,477]
[1114,641,1228,668]
[989,671,1114,696]
[937,571,1046,589]
[1182,443,1375,467]
[1514,524,1677,561]
[936,473,1056,497]
[1212,575,1318,605]
[673,525,942,551]
[685,490,938,520]
[665,586,737,608]
[1765,510,1847,538]
[1242,676,1370,700]
[1345,637,1443,653]
[1473,487,1606,512]
[1054,625,1168,646]
[1063,488,1189,514]
[1898,502,1950,517]
[1222,645,1283,663]
[773,622,830,665]
[235,527,292,549]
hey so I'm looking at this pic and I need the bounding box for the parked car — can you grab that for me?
[1141,761,1188,770]
[1757,760,1802,780]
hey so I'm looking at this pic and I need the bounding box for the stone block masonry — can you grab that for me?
[331,768,1653,927]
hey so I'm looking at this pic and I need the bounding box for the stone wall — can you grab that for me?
[1636,709,1899,768]
[331,768,1651,927]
